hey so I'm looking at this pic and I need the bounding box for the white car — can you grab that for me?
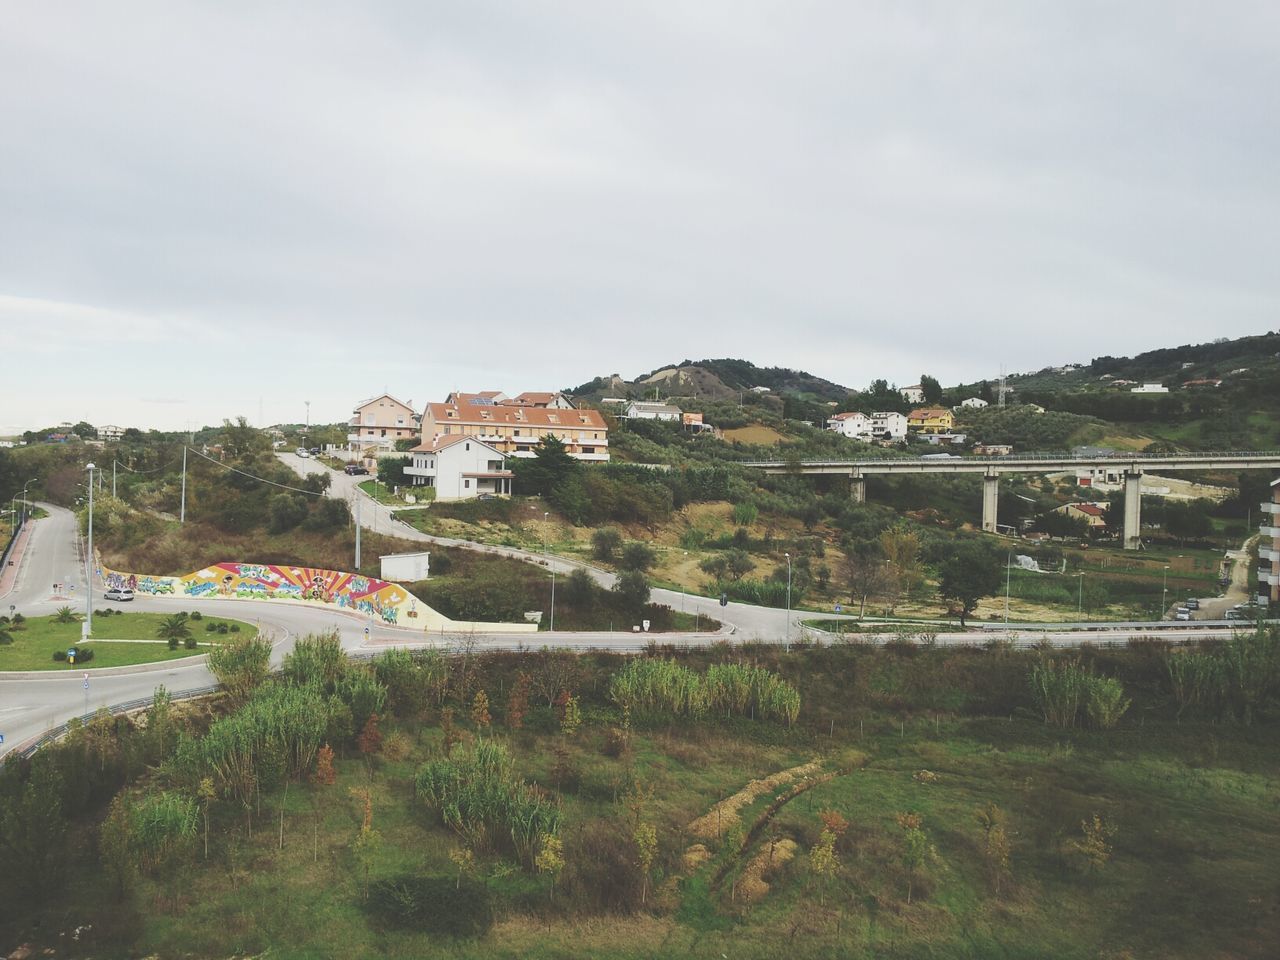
[104,588,134,602]
[296,447,310,458]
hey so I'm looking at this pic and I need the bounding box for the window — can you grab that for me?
[465,442,470,451]
[464,479,471,488]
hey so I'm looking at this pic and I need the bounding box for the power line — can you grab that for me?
[183,446,330,498]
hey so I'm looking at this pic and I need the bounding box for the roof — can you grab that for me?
[424,401,607,430]
[409,434,505,455]
[462,471,515,478]
[908,407,952,419]
[354,393,416,411]
[831,411,868,421]
[628,401,682,414]
[512,391,567,405]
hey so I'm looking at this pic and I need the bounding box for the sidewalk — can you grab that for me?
[0,518,35,601]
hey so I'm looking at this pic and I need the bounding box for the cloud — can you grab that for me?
[1,2,1278,430]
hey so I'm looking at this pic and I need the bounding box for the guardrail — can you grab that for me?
[740,450,1280,468]
[0,507,26,576]
[0,682,221,768]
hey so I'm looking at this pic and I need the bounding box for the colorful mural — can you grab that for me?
[100,559,536,634]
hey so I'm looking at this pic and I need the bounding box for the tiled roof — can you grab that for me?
[426,401,606,430]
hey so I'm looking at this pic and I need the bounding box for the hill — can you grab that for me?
[570,359,851,405]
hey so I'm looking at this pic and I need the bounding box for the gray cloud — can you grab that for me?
[1,1,1277,430]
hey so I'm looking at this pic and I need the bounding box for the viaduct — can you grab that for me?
[740,452,1280,550]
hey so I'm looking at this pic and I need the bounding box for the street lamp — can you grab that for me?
[1075,572,1085,617]
[784,552,792,652]
[85,463,95,640]
[682,551,688,614]
[1004,551,1013,624]
[1161,564,1170,620]
[543,512,550,555]
[549,568,556,632]
[21,477,36,525]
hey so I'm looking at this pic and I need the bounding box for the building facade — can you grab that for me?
[348,394,419,455]
[907,407,955,434]
[869,411,909,440]
[624,401,682,421]
[827,411,872,438]
[420,399,609,461]
[1260,479,1280,608]
[404,435,514,500]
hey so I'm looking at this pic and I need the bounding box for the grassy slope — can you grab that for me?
[0,611,252,670]
[79,710,1280,959]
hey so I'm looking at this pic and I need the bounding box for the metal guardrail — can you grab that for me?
[740,450,1280,469]
[0,683,221,767]
[0,508,26,577]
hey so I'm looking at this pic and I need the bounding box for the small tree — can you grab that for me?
[1069,813,1116,874]
[619,541,658,572]
[197,777,217,861]
[157,612,192,647]
[975,802,1012,896]
[440,707,461,757]
[896,812,929,904]
[506,673,531,731]
[634,820,658,905]
[450,843,476,890]
[357,713,382,778]
[591,527,622,562]
[557,693,582,738]
[314,744,337,785]
[809,829,839,905]
[937,542,1001,627]
[535,833,565,901]
[471,689,492,729]
[99,794,135,901]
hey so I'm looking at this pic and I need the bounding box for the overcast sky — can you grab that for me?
[2,2,1278,433]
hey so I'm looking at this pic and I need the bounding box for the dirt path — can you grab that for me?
[1196,534,1255,619]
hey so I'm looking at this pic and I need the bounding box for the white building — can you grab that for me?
[624,401,682,421]
[97,424,125,442]
[826,411,873,438]
[900,385,925,403]
[957,397,989,409]
[869,411,909,440]
[404,435,513,500]
[1130,383,1169,394]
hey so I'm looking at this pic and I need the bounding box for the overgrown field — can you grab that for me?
[3,630,1279,958]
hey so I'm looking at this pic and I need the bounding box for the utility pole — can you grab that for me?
[354,493,361,570]
[85,462,95,639]
[112,461,116,498]
[784,552,792,652]
[180,446,187,523]
[550,569,556,631]
[1004,552,1012,624]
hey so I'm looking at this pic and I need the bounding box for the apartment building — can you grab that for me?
[1260,479,1280,607]
[348,394,419,455]
[907,407,955,434]
[420,398,609,461]
[405,435,513,500]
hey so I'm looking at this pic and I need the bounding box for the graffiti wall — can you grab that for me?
[100,560,536,635]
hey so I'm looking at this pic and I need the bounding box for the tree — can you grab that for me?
[314,744,337,786]
[841,539,888,617]
[535,833,565,900]
[619,541,658,572]
[558,694,582,738]
[937,541,1001,626]
[507,673,531,730]
[350,789,382,901]
[450,844,476,890]
[919,375,942,404]
[207,633,272,703]
[198,777,217,860]
[634,821,658,905]
[591,527,622,562]
[612,570,651,613]
[1069,813,1116,873]
[0,756,67,898]
[975,803,1012,896]
[809,828,840,905]
[513,435,578,497]
[896,812,929,904]
[357,713,383,758]
[471,689,492,729]
[99,794,134,901]
[157,612,192,647]
[440,707,461,757]
[878,524,923,613]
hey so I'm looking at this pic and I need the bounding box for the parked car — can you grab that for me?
[1186,598,1200,610]
[344,464,369,475]
[477,493,497,501]
[1175,610,1192,621]
[309,447,320,455]
[104,587,134,602]
[296,447,310,458]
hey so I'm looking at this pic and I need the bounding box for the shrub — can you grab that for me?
[619,542,658,573]
[382,730,411,762]
[76,647,94,663]
[366,875,493,937]
[1085,676,1131,729]
[189,611,203,621]
[54,606,78,624]
[0,630,11,646]
[184,636,198,649]
[230,624,240,633]
[53,650,67,662]
[217,624,229,634]
[205,622,217,632]
[591,527,623,562]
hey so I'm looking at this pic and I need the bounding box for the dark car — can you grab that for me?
[309,447,320,456]
[344,464,369,475]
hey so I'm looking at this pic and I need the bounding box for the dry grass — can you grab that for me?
[688,759,823,840]
[723,424,789,445]
[738,837,798,902]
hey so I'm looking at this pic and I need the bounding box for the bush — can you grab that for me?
[366,875,493,937]
[205,622,217,632]
[591,528,622,562]
[190,610,203,621]
[230,624,240,632]
[167,637,179,650]
[184,636,198,649]
[218,623,229,634]
[619,542,658,572]
[76,647,94,663]
[53,650,67,662]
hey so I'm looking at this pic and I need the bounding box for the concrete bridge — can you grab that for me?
[740,451,1280,549]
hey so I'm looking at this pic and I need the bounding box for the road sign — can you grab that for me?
[835,603,842,613]
[83,673,89,689]
[0,734,5,744]
[719,592,728,607]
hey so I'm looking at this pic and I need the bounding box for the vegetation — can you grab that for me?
[0,611,249,671]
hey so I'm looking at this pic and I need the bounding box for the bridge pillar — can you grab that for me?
[850,472,866,503]
[1123,470,1143,550]
[982,473,999,533]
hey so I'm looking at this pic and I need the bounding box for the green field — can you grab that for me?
[0,611,254,671]
[4,637,1278,958]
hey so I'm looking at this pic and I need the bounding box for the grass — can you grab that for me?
[0,611,254,671]
[357,479,412,505]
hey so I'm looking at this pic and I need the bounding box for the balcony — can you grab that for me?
[572,452,611,462]
[1261,526,1280,539]
[403,464,435,478]
[1262,502,1280,515]
[1259,568,1278,586]
[1260,546,1280,564]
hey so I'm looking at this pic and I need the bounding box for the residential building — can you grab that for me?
[1054,502,1109,530]
[348,394,419,455]
[1182,378,1222,389]
[900,384,925,403]
[510,391,575,409]
[1076,466,1126,489]
[624,401,682,421]
[923,432,968,447]
[957,397,989,409]
[827,411,873,438]
[405,435,514,500]
[974,443,1014,456]
[420,399,609,461]
[1260,479,1280,607]
[97,424,125,442]
[1025,403,1046,414]
[682,411,718,436]
[1130,383,1169,394]
[869,411,909,440]
[907,407,955,434]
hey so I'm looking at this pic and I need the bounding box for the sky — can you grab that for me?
[2,1,1278,433]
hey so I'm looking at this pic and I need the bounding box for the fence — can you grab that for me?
[1,507,26,577]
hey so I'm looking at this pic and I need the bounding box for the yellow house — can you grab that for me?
[907,407,955,434]
[348,394,419,454]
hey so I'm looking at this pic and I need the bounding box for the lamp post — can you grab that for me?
[1004,551,1013,624]
[1161,564,1169,620]
[21,477,36,525]
[84,462,95,640]
[682,551,688,614]
[543,512,549,555]
[549,568,556,632]
[784,552,792,652]
[1076,572,1085,617]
